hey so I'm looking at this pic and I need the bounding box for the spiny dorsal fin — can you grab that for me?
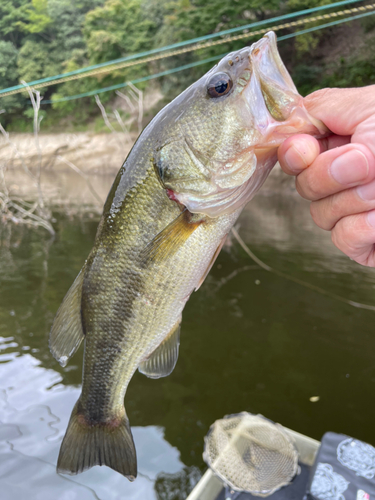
[49,269,85,367]
[138,319,181,379]
[141,209,203,264]
[195,235,227,291]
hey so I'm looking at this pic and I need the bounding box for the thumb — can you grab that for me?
[304,86,375,137]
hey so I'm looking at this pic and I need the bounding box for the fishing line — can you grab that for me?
[231,227,375,312]
[41,7,375,105]
[41,54,225,103]
[0,0,372,98]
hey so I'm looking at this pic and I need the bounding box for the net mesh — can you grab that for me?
[203,412,298,497]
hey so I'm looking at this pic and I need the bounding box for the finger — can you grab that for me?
[310,179,375,230]
[304,86,375,136]
[331,210,375,267]
[278,134,351,175]
[295,144,375,201]
[278,135,320,175]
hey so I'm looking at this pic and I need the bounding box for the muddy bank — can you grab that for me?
[0,132,135,210]
[0,131,134,174]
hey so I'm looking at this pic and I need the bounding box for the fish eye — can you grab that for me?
[207,72,233,98]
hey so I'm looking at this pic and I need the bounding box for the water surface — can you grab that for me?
[1,191,375,499]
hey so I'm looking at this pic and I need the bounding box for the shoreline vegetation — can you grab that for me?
[0,83,146,232]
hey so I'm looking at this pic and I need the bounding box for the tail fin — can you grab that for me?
[57,401,137,480]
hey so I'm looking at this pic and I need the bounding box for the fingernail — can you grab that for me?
[357,179,375,200]
[367,210,375,227]
[283,142,315,173]
[284,146,304,172]
[330,150,369,185]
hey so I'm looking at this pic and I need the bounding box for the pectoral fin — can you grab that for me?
[141,209,203,264]
[138,320,181,379]
[49,269,85,367]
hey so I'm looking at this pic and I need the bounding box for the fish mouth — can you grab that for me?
[243,31,327,138]
[250,31,297,97]
[244,31,301,124]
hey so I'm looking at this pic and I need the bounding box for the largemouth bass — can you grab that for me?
[50,32,325,480]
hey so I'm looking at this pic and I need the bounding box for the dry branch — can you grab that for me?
[0,84,55,234]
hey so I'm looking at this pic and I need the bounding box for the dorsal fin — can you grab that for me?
[138,320,181,379]
[49,269,85,367]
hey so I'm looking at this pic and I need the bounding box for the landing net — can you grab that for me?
[203,412,298,497]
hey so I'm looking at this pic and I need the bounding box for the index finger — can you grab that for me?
[304,86,375,136]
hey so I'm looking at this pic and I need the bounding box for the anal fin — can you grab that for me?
[49,269,85,367]
[138,319,181,379]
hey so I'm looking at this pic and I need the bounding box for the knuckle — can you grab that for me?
[331,215,364,256]
[299,174,321,200]
[310,201,333,230]
[331,223,349,255]
[330,225,339,248]
[295,177,306,198]
[295,175,313,200]
[326,193,345,226]
[309,202,319,222]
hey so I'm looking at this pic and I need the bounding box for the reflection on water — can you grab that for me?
[0,191,375,499]
[0,354,188,500]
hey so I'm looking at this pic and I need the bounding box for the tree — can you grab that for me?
[83,0,157,64]
[17,0,52,34]
[0,40,23,112]
[0,0,29,46]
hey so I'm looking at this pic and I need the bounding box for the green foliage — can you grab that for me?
[293,54,375,96]
[161,0,281,42]
[0,40,23,111]
[18,0,52,34]
[0,0,374,130]
[324,56,375,88]
[292,63,323,95]
[17,40,51,81]
[84,0,157,63]
[0,40,19,84]
[0,0,29,45]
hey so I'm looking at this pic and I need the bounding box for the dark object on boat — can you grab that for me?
[306,432,375,500]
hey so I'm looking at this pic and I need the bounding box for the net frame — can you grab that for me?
[203,412,299,497]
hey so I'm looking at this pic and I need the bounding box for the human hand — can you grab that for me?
[278,86,375,267]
